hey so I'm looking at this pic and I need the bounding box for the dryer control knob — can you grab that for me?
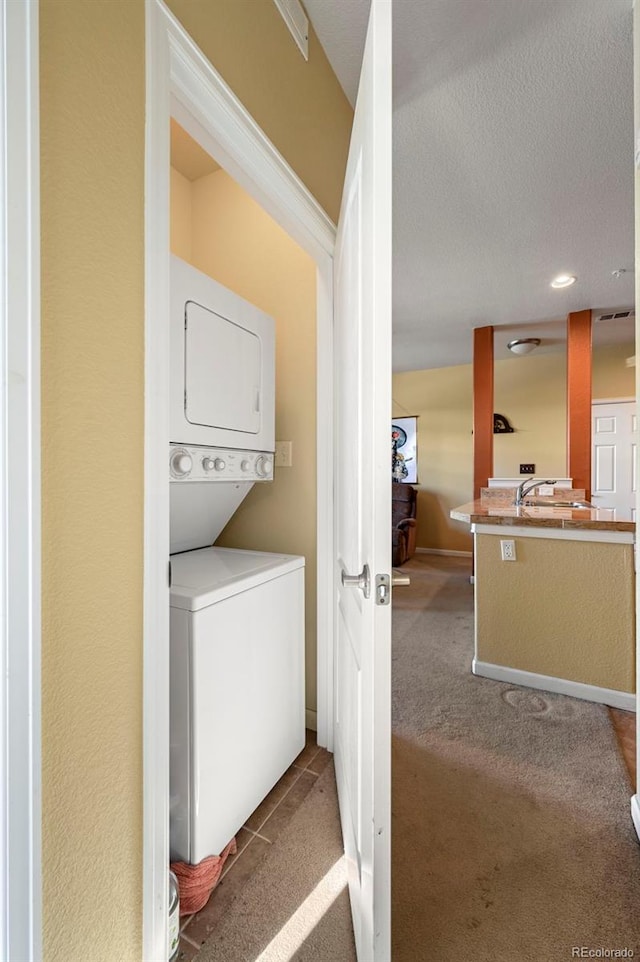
[256,456,272,478]
[213,458,226,472]
[171,451,192,477]
[241,460,251,472]
[202,458,216,472]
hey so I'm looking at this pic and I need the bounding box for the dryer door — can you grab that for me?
[170,256,275,452]
[185,300,261,435]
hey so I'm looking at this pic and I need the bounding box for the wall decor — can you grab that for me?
[392,417,418,483]
[493,413,514,434]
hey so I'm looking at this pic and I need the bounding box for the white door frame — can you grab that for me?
[0,1,42,959]
[144,1,337,956]
[592,396,636,404]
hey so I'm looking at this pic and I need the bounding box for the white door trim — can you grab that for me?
[0,1,42,959]
[592,397,636,405]
[144,2,336,956]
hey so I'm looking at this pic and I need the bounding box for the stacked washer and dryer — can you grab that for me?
[169,255,305,865]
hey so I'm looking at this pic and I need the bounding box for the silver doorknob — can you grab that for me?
[342,563,371,599]
[392,571,410,587]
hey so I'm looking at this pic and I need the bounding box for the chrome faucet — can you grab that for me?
[515,478,557,506]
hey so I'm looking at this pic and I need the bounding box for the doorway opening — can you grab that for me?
[167,117,343,955]
[144,3,337,956]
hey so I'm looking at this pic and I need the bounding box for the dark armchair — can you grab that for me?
[392,483,417,567]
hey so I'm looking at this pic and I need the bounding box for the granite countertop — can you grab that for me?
[450,499,635,532]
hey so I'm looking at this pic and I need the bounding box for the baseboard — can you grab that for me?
[416,547,473,558]
[631,796,640,842]
[472,659,636,712]
[305,708,317,732]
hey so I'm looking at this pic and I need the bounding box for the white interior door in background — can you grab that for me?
[592,400,637,518]
[333,1,392,960]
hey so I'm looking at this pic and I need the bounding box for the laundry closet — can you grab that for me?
[167,119,319,881]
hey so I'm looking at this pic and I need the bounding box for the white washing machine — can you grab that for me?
[169,257,305,865]
[169,547,305,864]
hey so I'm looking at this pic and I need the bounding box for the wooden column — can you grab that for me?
[473,326,494,500]
[567,309,592,499]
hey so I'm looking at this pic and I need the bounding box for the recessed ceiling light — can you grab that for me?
[550,274,577,289]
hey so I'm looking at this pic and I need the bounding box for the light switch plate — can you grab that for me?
[275,440,293,467]
[538,484,554,496]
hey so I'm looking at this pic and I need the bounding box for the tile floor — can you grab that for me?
[177,729,332,961]
[175,709,636,960]
[609,707,636,787]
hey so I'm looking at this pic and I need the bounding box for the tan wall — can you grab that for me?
[392,365,473,553]
[493,353,567,479]
[165,0,352,224]
[493,345,636,477]
[475,533,635,693]
[170,167,318,714]
[40,3,145,960]
[40,2,351,959]
[170,167,193,262]
[396,346,637,551]
[592,341,636,399]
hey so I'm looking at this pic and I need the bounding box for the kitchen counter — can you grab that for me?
[450,496,636,709]
[450,499,635,533]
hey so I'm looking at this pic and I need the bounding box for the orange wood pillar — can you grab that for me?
[473,326,494,501]
[567,309,592,499]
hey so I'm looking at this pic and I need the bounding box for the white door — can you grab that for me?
[333,1,392,960]
[592,400,637,518]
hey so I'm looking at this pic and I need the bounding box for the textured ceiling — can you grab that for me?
[304,0,635,371]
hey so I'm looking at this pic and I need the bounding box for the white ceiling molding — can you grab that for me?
[273,0,309,60]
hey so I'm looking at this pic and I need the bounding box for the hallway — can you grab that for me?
[392,553,640,961]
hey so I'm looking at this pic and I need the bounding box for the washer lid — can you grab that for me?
[170,546,305,610]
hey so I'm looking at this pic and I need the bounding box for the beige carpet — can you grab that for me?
[196,763,356,962]
[196,552,640,962]
[392,553,640,962]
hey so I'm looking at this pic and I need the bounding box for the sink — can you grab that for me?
[521,499,594,509]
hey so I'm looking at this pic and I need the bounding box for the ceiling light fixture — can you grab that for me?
[507,337,541,356]
[550,274,577,289]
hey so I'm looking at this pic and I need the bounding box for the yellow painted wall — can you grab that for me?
[40,1,351,958]
[493,345,636,476]
[475,534,635,693]
[395,346,636,552]
[392,365,473,553]
[40,2,145,959]
[170,167,318,715]
[493,353,567,479]
[170,167,193,262]
[592,342,636,399]
[165,0,352,224]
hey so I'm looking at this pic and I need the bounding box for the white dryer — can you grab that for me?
[168,258,305,866]
[170,547,305,864]
[170,255,275,454]
[169,255,276,555]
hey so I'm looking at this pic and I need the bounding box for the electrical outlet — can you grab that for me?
[520,463,535,475]
[500,539,516,562]
[275,440,293,467]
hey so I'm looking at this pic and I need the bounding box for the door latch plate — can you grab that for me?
[375,572,390,605]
